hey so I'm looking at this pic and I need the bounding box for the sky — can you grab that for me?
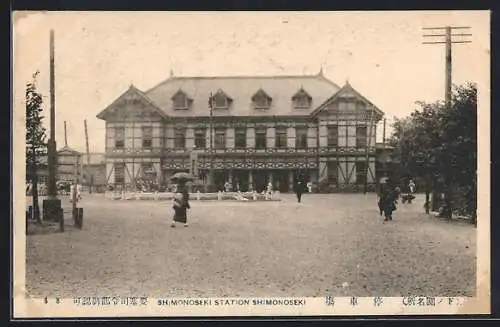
[13,11,490,154]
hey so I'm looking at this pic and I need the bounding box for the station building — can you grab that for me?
[96,71,384,192]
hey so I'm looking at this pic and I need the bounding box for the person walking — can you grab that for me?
[294,180,306,203]
[171,191,191,228]
[380,180,398,222]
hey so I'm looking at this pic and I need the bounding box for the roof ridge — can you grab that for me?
[144,74,332,94]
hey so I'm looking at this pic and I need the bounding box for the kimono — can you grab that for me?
[379,188,398,220]
[173,194,191,223]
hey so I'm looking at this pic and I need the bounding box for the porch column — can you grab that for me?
[228,169,233,183]
[268,171,273,186]
[288,170,294,191]
[248,170,253,190]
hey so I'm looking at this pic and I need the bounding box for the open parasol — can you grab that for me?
[169,172,195,183]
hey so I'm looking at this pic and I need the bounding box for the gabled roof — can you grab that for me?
[211,89,233,102]
[311,81,384,118]
[251,88,272,102]
[96,84,167,120]
[171,88,193,101]
[292,87,312,100]
[145,73,341,117]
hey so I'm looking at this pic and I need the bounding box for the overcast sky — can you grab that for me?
[13,11,490,153]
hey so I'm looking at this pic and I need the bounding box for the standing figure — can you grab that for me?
[307,181,312,193]
[171,191,191,228]
[294,180,306,203]
[380,182,398,222]
[408,179,416,194]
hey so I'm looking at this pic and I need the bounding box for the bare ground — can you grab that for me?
[25,193,476,298]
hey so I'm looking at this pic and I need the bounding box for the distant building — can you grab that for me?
[35,146,83,184]
[81,153,107,192]
[96,71,385,192]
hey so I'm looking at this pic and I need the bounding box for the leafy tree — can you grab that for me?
[389,82,477,221]
[26,71,47,223]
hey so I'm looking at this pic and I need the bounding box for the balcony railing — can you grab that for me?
[106,146,376,156]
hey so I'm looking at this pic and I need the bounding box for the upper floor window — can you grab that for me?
[174,128,186,149]
[252,89,272,109]
[295,127,308,148]
[292,88,312,108]
[275,127,287,148]
[338,99,356,111]
[255,127,267,149]
[214,128,226,149]
[356,126,367,148]
[115,127,125,149]
[171,90,192,110]
[327,125,338,147]
[194,128,206,149]
[210,90,232,110]
[142,126,152,148]
[235,128,247,149]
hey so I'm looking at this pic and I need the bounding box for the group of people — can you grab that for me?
[377,177,417,222]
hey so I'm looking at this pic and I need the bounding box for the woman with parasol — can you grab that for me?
[169,172,194,228]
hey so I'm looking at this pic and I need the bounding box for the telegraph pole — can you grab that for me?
[422,26,472,109]
[207,93,214,187]
[64,121,67,147]
[422,26,472,215]
[382,118,386,146]
[84,119,93,193]
[43,29,61,221]
[363,105,375,194]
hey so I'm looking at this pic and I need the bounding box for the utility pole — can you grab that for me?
[422,26,472,215]
[207,93,214,188]
[84,119,93,193]
[84,120,90,164]
[382,118,386,146]
[64,121,67,147]
[43,29,61,221]
[363,104,375,194]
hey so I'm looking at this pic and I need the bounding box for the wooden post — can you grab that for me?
[72,156,78,222]
[64,121,67,147]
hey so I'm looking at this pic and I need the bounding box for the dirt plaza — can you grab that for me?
[25,193,476,298]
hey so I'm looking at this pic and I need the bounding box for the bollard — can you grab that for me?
[59,208,64,232]
[77,208,84,229]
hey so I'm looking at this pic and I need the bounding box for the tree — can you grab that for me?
[389,82,477,220]
[26,71,47,223]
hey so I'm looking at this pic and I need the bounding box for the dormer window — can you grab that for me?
[210,90,232,110]
[171,90,192,110]
[252,89,272,109]
[292,88,312,108]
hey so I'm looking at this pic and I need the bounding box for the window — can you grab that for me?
[294,96,311,108]
[347,101,356,111]
[212,91,230,109]
[174,128,186,149]
[115,127,125,149]
[214,128,226,149]
[327,125,338,147]
[194,128,206,148]
[173,92,188,109]
[275,127,287,148]
[255,127,267,149]
[235,128,247,149]
[356,126,367,148]
[327,161,338,184]
[142,126,152,148]
[356,102,366,114]
[356,162,367,185]
[252,90,271,109]
[114,162,125,185]
[292,88,312,108]
[295,127,308,148]
[338,100,347,111]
